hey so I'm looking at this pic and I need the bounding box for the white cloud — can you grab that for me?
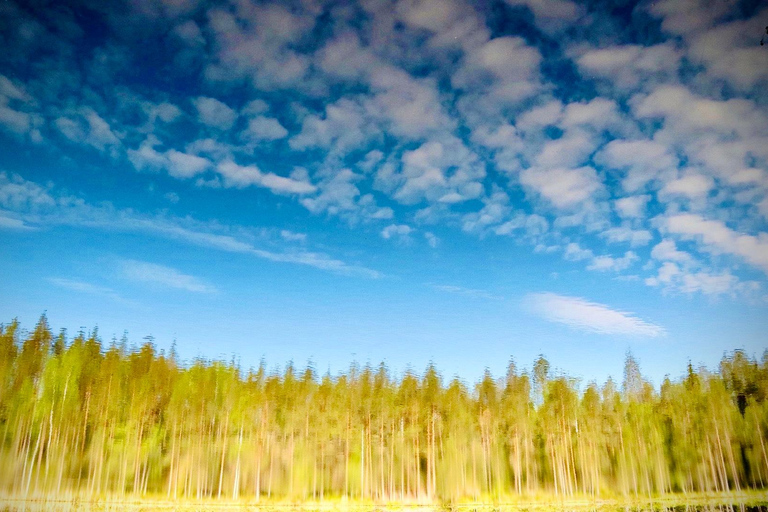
[242,115,288,141]
[359,193,394,220]
[644,262,758,297]
[633,85,763,139]
[564,242,593,261]
[660,172,714,198]
[460,36,541,90]
[564,242,638,272]
[193,96,237,130]
[561,98,624,131]
[0,75,30,102]
[121,260,216,293]
[395,0,489,51]
[0,172,57,212]
[205,5,315,91]
[2,174,380,279]
[216,160,316,194]
[128,137,211,179]
[368,69,453,139]
[648,0,730,36]
[48,278,129,304]
[165,150,211,178]
[677,270,741,295]
[595,139,677,192]
[318,32,377,81]
[290,98,375,153]
[397,0,466,33]
[394,136,485,205]
[55,108,120,153]
[534,130,596,168]
[470,124,524,175]
[0,212,35,230]
[663,213,768,275]
[587,251,638,272]
[601,226,653,247]
[504,0,582,34]
[461,188,510,232]
[516,100,563,130]
[184,138,234,161]
[576,44,681,91]
[173,19,205,46]
[151,102,182,123]
[0,104,32,135]
[242,99,270,115]
[381,223,412,240]
[648,0,768,90]
[280,229,306,242]
[614,195,650,218]
[140,220,382,278]
[431,284,502,300]
[645,261,681,287]
[494,213,549,238]
[526,292,665,336]
[453,36,543,110]
[520,166,602,208]
[301,168,361,215]
[650,239,692,262]
[687,13,768,90]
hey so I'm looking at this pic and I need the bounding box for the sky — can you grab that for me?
[1,0,767,388]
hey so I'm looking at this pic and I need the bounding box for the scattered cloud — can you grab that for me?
[0,173,381,279]
[505,0,582,33]
[601,226,653,247]
[663,213,768,275]
[431,284,503,301]
[241,115,288,141]
[650,239,691,262]
[120,260,217,293]
[564,243,639,272]
[381,223,412,240]
[48,277,130,304]
[520,166,602,209]
[587,251,638,272]
[280,230,306,242]
[424,231,439,248]
[216,160,316,194]
[0,212,35,230]
[128,136,211,179]
[1,0,767,302]
[660,172,714,198]
[193,97,237,130]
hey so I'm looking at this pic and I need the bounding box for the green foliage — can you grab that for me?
[0,315,766,502]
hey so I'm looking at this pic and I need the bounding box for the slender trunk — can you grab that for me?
[232,422,243,500]
[360,426,365,499]
[217,410,229,500]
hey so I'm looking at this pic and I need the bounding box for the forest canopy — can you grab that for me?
[1,315,767,502]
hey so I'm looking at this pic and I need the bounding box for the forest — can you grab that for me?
[0,315,766,503]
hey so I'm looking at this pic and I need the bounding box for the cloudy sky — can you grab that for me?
[1,0,767,385]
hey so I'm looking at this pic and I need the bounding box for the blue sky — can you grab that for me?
[1,0,767,387]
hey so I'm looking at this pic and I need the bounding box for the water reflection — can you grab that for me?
[2,504,768,512]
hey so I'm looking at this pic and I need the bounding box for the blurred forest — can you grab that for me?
[1,315,767,502]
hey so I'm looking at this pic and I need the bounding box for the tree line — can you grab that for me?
[1,315,766,502]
